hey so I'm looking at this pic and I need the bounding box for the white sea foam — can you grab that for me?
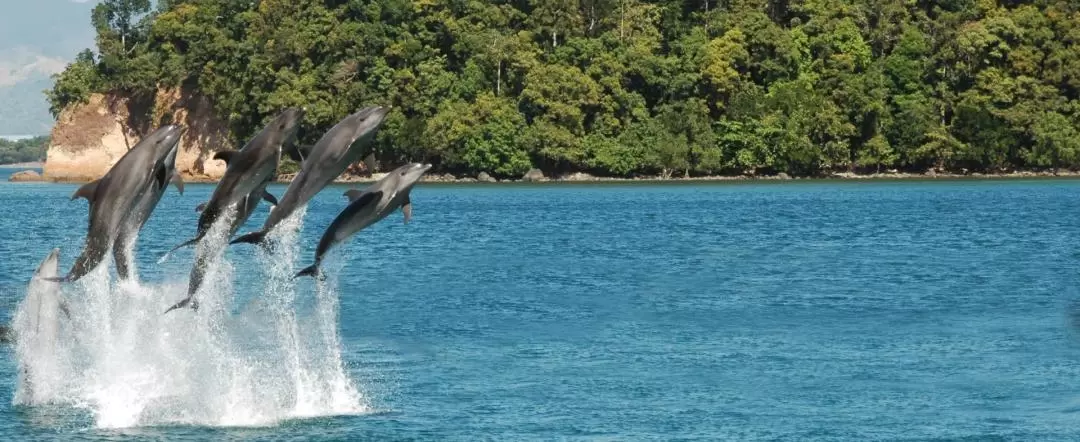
[11,206,368,428]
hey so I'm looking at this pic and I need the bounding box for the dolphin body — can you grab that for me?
[113,129,186,280]
[13,248,71,405]
[50,125,185,283]
[295,162,431,279]
[163,108,305,313]
[231,106,390,247]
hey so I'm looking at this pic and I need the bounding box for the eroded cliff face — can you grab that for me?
[44,88,232,182]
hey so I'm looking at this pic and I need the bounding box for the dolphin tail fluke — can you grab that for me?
[163,297,199,314]
[230,231,267,246]
[158,238,197,263]
[294,264,322,280]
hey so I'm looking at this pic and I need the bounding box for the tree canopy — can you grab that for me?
[46,0,1080,178]
[0,136,49,164]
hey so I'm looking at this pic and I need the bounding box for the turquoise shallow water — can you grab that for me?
[2,172,1080,440]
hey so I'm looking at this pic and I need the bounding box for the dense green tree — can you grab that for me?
[0,136,49,164]
[42,0,1080,177]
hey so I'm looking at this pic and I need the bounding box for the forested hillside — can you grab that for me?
[0,136,48,164]
[47,0,1080,178]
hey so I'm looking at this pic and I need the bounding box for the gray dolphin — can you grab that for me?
[14,248,71,404]
[17,249,70,343]
[163,108,305,314]
[49,125,185,283]
[295,162,431,279]
[113,130,185,280]
[164,108,305,255]
[231,105,390,247]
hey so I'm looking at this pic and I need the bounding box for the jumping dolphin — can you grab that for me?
[295,162,431,279]
[13,248,71,404]
[49,125,185,283]
[113,131,185,280]
[231,105,390,247]
[162,108,305,314]
[164,108,305,255]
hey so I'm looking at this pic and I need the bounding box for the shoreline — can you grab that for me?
[0,162,43,169]
[17,169,1080,185]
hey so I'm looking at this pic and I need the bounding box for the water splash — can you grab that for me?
[10,205,369,428]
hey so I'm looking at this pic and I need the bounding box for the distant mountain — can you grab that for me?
[0,0,100,136]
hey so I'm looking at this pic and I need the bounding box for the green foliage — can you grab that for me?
[0,136,49,164]
[44,0,1080,177]
[46,50,102,119]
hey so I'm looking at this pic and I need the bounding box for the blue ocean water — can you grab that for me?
[2,173,1080,440]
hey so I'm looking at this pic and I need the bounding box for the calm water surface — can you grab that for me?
[1,173,1080,440]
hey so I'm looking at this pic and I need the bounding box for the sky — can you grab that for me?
[0,0,101,135]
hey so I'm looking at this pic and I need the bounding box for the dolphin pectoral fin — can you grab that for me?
[285,143,313,163]
[212,150,237,165]
[285,146,302,162]
[261,190,278,206]
[71,180,100,202]
[230,231,267,245]
[195,202,208,212]
[171,171,185,195]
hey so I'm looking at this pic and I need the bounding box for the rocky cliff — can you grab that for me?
[43,87,232,183]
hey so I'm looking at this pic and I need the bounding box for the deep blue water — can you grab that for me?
[2,175,1080,440]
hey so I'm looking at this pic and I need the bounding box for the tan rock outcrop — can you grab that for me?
[8,170,42,182]
[44,87,233,183]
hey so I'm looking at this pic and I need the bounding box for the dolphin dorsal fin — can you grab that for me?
[213,150,237,165]
[402,194,412,224]
[344,189,368,202]
[171,171,185,195]
[71,180,100,202]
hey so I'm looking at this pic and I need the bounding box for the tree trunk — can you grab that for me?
[704,0,710,33]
